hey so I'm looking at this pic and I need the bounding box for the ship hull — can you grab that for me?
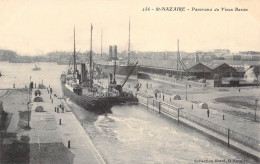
[61,82,113,114]
[61,82,138,114]
[96,64,137,76]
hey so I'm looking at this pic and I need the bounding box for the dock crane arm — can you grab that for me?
[121,61,138,88]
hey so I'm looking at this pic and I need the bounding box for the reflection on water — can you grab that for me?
[0,62,257,164]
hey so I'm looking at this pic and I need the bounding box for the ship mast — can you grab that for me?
[113,60,116,84]
[176,39,187,78]
[127,18,131,65]
[89,24,93,87]
[101,29,103,59]
[73,25,77,73]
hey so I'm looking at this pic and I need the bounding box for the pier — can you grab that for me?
[29,87,105,164]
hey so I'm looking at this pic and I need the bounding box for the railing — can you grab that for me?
[179,110,229,137]
[229,129,260,151]
[179,110,260,151]
[137,92,260,152]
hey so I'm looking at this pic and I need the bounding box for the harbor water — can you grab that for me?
[0,62,257,163]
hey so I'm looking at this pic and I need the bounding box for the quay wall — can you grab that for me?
[139,72,259,88]
[137,92,260,160]
[138,72,209,88]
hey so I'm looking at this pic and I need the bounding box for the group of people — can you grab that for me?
[46,85,64,113]
[47,87,53,94]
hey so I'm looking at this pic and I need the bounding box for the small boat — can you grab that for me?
[32,63,41,71]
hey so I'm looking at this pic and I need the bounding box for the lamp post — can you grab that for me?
[255,99,259,122]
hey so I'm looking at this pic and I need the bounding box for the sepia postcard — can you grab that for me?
[0,0,259,163]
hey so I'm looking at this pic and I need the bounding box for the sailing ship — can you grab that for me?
[32,63,41,71]
[60,25,138,114]
[95,19,138,77]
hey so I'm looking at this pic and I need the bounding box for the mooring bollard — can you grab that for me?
[223,115,225,120]
[59,119,61,125]
[192,104,193,109]
[50,95,51,99]
[68,140,70,148]
[55,107,56,112]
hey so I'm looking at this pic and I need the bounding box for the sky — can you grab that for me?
[0,0,259,56]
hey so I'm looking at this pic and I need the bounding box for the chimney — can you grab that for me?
[113,45,117,60]
[109,46,113,60]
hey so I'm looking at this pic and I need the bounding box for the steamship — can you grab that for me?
[95,20,137,77]
[60,25,138,114]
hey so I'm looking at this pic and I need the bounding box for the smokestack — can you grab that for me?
[81,63,86,82]
[109,46,113,60]
[113,45,117,60]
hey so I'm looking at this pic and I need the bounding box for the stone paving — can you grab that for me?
[29,88,105,164]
